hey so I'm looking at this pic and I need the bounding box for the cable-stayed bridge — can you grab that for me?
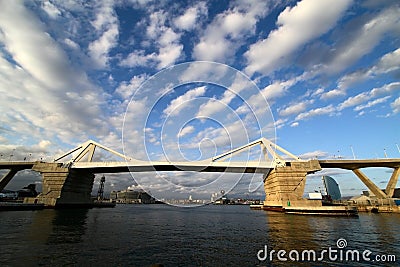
[0,138,399,211]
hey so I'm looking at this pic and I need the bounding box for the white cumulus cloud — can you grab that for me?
[177,125,195,138]
[163,86,207,117]
[245,0,352,75]
[193,1,268,62]
[295,105,336,121]
[88,1,119,68]
[174,2,207,31]
[391,97,400,114]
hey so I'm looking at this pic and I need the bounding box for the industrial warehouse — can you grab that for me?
[110,188,155,204]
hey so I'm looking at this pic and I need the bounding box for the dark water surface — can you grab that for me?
[0,205,399,266]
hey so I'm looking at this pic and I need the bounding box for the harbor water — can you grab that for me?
[0,204,399,266]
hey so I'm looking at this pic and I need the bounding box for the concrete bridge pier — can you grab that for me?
[385,167,400,198]
[263,160,322,209]
[30,162,95,207]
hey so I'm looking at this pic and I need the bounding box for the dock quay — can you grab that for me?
[0,202,45,211]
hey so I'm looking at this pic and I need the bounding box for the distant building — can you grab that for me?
[214,194,230,205]
[0,190,18,200]
[349,188,400,206]
[0,184,37,201]
[210,193,218,202]
[110,189,155,204]
[308,192,323,200]
[391,189,400,198]
[359,188,400,199]
[322,176,341,200]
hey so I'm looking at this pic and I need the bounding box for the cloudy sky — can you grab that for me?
[0,0,399,199]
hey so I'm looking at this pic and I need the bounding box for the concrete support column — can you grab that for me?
[32,162,95,207]
[352,168,387,199]
[263,160,321,208]
[0,168,19,191]
[385,167,400,198]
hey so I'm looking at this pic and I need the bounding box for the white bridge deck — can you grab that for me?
[1,139,399,200]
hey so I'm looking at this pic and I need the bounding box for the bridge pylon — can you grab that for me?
[211,137,301,167]
[54,139,131,163]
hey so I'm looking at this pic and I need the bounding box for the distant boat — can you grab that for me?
[249,204,263,210]
[284,206,358,216]
[286,175,357,216]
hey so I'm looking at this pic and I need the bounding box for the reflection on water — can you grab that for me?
[265,212,320,253]
[0,205,399,266]
[0,209,89,266]
[46,209,88,244]
[27,209,88,244]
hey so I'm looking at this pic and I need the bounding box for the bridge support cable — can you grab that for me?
[210,137,301,167]
[352,169,388,199]
[385,167,400,198]
[54,140,131,163]
[211,138,266,162]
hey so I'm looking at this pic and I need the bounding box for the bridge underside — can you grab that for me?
[22,161,274,207]
[320,159,400,199]
[0,162,35,191]
[71,161,273,174]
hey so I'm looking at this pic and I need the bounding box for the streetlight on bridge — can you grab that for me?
[350,145,356,159]
[9,149,15,161]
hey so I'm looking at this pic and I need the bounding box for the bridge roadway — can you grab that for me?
[71,158,400,173]
[1,158,399,173]
[319,159,400,169]
[0,160,274,181]
[0,162,35,170]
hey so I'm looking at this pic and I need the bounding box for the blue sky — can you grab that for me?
[0,0,399,199]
